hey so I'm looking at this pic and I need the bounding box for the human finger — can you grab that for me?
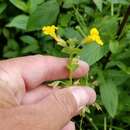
[0,55,89,91]
[62,121,75,130]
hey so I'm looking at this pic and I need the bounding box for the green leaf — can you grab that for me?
[108,0,129,4]
[62,47,81,55]
[93,0,102,12]
[79,43,109,65]
[115,50,130,60]
[27,0,59,31]
[120,116,130,124]
[21,44,39,54]
[0,3,7,14]
[2,28,10,38]
[3,51,19,58]
[84,6,95,16]
[100,79,118,118]
[64,28,82,40]
[58,12,72,27]
[20,35,39,54]
[3,39,19,58]
[4,39,19,50]
[107,61,130,75]
[96,16,118,40]
[20,35,38,45]
[9,0,28,12]
[63,0,80,8]
[6,15,29,30]
[119,91,130,113]
[105,70,129,86]
[62,0,88,8]
[27,0,45,14]
[109,40,120,54]
[116,62,130,75]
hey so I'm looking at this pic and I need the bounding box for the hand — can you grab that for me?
[0,55,96,130]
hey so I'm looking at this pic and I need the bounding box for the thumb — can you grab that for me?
[0,87,96,130]
[36,87,96,130]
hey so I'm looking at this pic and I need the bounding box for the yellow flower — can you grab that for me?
[84,28,103,46]
[42,25,59,41]
[42,25,67,47]
[90,28,99,36]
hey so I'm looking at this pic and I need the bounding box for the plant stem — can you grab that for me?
[117,5,130,38]
[104,117,107,130]
[74,7,87,34]
[69,70,73,85]
[76,26,86,37]
[68,54,73,85]
[109,118,113,130]
[80,115,84,130]
[86,115,98,130]
[111,3,114,16]
[97,123,124,130]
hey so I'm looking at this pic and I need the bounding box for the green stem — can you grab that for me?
[117,5,130,38]
[80,115,84,130]
[111,3,114,16]
[74,7,87,34]
[117,4,122,16]
[68,54,74,85]
[97,123,124,130]
[104,117,107,130]
[109,118,113,130]
[77,41,84,48]
[86,115,98,130]
[69,70,73,85]
[76,26,86,37]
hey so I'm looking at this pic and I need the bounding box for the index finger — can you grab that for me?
[0,55,89,90]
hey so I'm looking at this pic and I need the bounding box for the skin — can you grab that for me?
[0,55,96,130]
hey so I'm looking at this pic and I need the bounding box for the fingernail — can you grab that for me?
[71,87,96,109]
[79,60,90,72]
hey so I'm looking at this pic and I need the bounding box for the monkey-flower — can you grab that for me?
[42,25,66,47]
[84,28,104,46]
